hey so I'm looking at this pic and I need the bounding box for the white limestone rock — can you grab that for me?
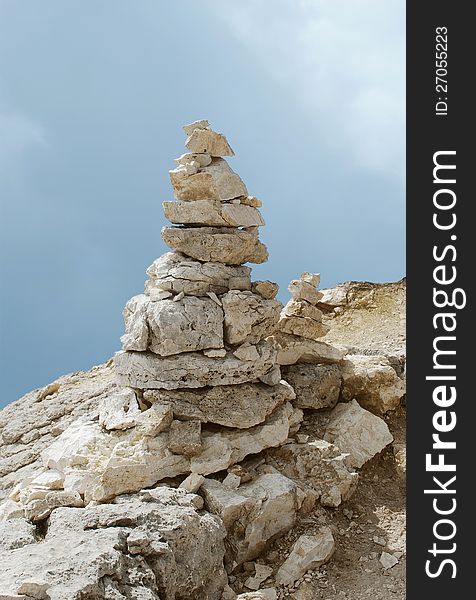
[251,280,279,300]
[202,473,300,565]
[267,439,358,507]
[143,381,294,429]
[0,488,227,600]
[185,127,234,157]
[275,529,335,586]
[167,420,202,457]
[162,226,268,265]
[281,364,342,410]
[221,290,282,345]
[146,252,251,297]
[183,119,210,135]
[324,399,393,468]
[114,339,277,390]
[99,388,141,431]
[270,332,345,366]
[175,151,212,168]
[163,200,265,227]
[120,294,149,352]
[0,519,36,551]
[179,473,205,493]
[237,591,277,600]
[279,315,330,340]
[190,403,300,475]
[288,275,324,305]
[341,354,406,414]
[282,299,324,321]
[170,158,246,202]
[146,296,224,356]
[233,344,261,362]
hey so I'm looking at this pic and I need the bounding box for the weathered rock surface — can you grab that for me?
[275,528,335,586]
[162,226,268,265]
[222,290,282,345]
[170,158,247,202]
[0,488,227,600]
[163,199,265,227]
[143,381,295,429]
[324,399,393,468]
[281,364,342,410]
[146,252,251,297]
[146,296,224,356]
[99,388,141,431]
[340,354,405,414]
[282,299,324,321]
[270,333,345,366]
[251,280,279,299]
[202,473,301,565]
[0,518,36,551]
[120,294,149,351]
[185,127,234,156]
[278,315,330,340]
[114,340,277,389]
[267,439,358,507]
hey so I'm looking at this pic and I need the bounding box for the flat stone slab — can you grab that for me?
[270,333,345,365]
[114,340,277,389]
[143,381,295,429]
[170,158,247,202]
[162,226,268,265]
[163,200,265,228]
[145,252,251,296]
[185,127,235,156]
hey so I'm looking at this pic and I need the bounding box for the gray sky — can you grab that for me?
[0,0,405,406]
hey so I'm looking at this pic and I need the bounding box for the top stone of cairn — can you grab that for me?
[183,119,235,157]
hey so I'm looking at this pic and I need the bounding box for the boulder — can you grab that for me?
[0,488,227,600]
[278,315,330,340]
[114,340,277,390]
[170,158,247,202]
[145,252,251,297]
[281,364,342,410]
[98,388,141,431]
[162,226,268,265]
[163,200,265,227]
[275,529,335,586]
[340,354,405,413]
[324,399,393,468]
[202,473,300,565]
[222,290,282,345]
[251,281,279,299]
[120,294,149,351]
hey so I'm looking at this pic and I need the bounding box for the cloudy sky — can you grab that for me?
[0,0,405,406]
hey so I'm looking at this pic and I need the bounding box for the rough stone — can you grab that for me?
[240,196,262,208]
[185,127,234,157]
[146,296,224,356]
[270,333,345,366]
[0,519,36,551]
[170,158,247,202]
[281,364,342,410]
[236,591,277,600]
[380,552,399,570]
[114,340,277,390]
[190,403,300,475]
[324,399,393,468]
[175,151,212,168]
[120,294,149,352]
[183,119,210,135]
[267,439,358,507]
[202,473,300,565]
[278,315,330,340]
[0,488,227,600]
[179,473,205,493]
[251,280,279,299]
[163,200,265,227]
[146,252,251,297]
[340,354,405,414]
[143,381,295,429]
[288,276,323,305]
[275,529,335,586]
[282,299,324,321]
[167,420,202,457]
[233,344,260,362]
[162,226,268,265]
[98,388,141,431]
[222,290,282,345]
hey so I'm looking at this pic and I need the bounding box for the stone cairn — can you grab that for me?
[109,119,301,493]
